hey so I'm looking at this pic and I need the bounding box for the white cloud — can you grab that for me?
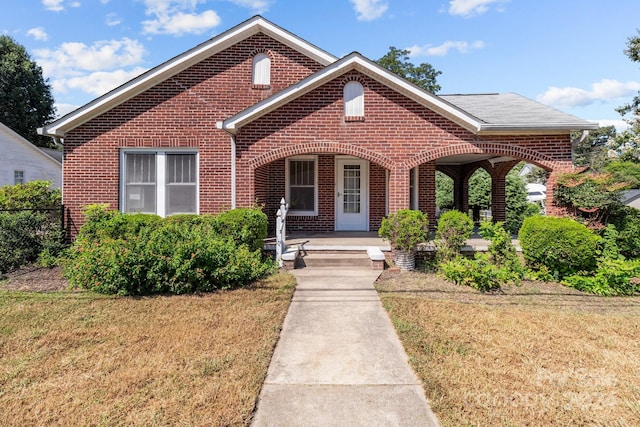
[448,0,509,17]
[42,0,64,12]
[537,79,640,109]
[54,103,80,118]
[34,38,145,76]
[596,119,629,132]
[59,67,149,96]
[226,0,272,14]
[408,40,485,57]
[350,0,388,21]
[27,27,48,41]
[142,0,221,36]
[106,13,122,27]
[70,1,81,7]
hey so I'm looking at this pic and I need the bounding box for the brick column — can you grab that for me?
[545,164,572,216]
[491,174,506,222]
[388,165,410,214]
[418,162,436,230]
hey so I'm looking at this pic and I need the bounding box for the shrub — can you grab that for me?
[0,180,60,209]
[439,254,502,292]
[378,209,429,251]
[518,216,601,279]
[77,204,161,243]
[563,258,640,296]
[608,206,640,259]
[64,207,272,295]
[479,221,526,282]
[0,211,46,273]
[211,208,268,253]
[435,210,474,263]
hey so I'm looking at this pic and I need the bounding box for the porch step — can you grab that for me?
[298,252,371,268]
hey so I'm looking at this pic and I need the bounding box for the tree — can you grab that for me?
[376,46,442,93]
[0,35,56,147]
[613,30,640,162]
[468,168,491,209]
[572,126,617,168]
[435,171,454,210]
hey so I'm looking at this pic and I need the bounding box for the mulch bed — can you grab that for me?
[1,265,69,292]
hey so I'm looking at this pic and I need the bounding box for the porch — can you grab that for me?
[264,230,521,270]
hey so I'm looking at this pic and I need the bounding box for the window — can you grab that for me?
[122,151,197,216]
[14,170,25,185]
[344,81,364,118]
[409,167,419,210]
[252,53,271,86]
[286,157,317,215]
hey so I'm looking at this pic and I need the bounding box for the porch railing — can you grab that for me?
[275,198,289,268]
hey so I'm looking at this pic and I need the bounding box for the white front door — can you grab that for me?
[335,158,369,231]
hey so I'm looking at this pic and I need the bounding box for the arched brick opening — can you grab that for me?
[411,142,564,224]
[246,142,393,233]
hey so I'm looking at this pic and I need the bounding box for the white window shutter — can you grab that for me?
[253,53,271,85]
[344,81,364,117]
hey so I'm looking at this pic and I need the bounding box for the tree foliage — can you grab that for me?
[376,46,442,93]
[613,30,640,162]
[0,35,56,147]
[572,126,617,168]
[468,168,491,209]
[435,171,454,210]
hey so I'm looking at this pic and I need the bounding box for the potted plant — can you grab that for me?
[378,209,429,271]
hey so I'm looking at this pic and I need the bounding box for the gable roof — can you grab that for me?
[0,122,61,168]
[220,52,598,135]
[39,15,338,138]
[440,93,598,133]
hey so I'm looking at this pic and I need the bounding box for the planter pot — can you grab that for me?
[394,249,416,271]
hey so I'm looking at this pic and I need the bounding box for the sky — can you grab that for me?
[2,0,639,130]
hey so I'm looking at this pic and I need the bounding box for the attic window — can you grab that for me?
[252,53,271,88]
[344,81,364,121]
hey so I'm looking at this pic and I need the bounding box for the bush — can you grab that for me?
[563,258,640,296]
[439,222,525,292]
[0,211,46,273]
[0,180,60,209]
[77,204,161,243]
[609,206,640,259]
[435,210,474,263]
[378,209,429,251]
[439,254,502,292]
[519,216,601,279]
[64,207,272,295]
[211,208,268,253]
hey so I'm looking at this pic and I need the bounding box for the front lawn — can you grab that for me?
[0,271,295,426]
[376,271,640,426]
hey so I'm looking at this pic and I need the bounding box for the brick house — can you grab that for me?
[40,16,597,237]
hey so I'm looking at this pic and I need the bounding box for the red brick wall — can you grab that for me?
[62,33,325,236]
[235,70,573,220]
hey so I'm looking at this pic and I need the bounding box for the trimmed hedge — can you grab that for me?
[518,216,601,279]
[435,210,474,263]
[64,206,273,295]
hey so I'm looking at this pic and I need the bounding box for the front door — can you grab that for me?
[335,158,369,231]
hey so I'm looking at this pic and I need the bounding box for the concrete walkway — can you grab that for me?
[251,267,440,427]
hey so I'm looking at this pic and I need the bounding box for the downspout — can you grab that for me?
[230,134,236,209]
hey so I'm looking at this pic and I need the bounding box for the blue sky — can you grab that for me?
[2,0,639,129]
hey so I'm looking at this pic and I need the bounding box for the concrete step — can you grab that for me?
[298,252,371,268]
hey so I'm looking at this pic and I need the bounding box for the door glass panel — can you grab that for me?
[343,164,361,214]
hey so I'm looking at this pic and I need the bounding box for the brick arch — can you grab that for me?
[248,141,395,170]
[408,142,558,171]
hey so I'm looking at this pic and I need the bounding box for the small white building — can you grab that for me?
[526,183,547,203]
[0,122,61,188]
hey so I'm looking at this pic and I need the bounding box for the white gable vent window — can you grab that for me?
[252,53,271,87]
[344,81,364,120]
